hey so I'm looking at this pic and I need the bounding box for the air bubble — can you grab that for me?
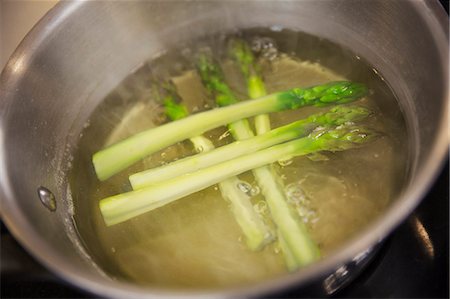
[285,183,307,205]
[196,146,204,153]
[237,181,252,194]
[83,120,91,129]
[270,25,283,32]
[278,158,293,167]
[285,182,319,224]
[274,245,281,254]
[249,186,260,196]
[251,37,279,61]
[254,200,268,215]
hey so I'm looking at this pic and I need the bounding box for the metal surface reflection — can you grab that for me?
[323,246,379,295]
[411,216,435,259]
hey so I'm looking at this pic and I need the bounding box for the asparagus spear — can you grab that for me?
[155,81,272,250]
[92,81,367,180]
[228,38,269,133]
[99,124,379,262]
[200,47,318,270]
[229,38,317,269]
[130,106,370,189]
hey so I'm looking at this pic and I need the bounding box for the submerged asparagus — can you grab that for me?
[229,38,314,269]
[228,38,269,133]
[92,81,367,180]
[129,106,370,189]
[198,49,319,267]
[156,81,272,250]
[99,124,379,267]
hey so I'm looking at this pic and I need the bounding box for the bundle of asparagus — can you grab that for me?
[92,39,377,270]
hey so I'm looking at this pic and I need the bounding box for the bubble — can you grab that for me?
[249,186,260,196]
[270,25,284,32]
[196,146,204,153]
[237,181,252,194]
[285,182,319,224]
[278,158,293,167]
[253,200,268,215]
[274,246,281,254]
[285,183,307,205]
[251,37,279,61]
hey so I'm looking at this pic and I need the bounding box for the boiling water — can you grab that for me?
[70,29,408,289]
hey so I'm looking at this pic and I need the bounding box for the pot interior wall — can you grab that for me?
[0,0,447,296]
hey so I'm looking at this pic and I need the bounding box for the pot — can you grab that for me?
[0,1,448,298]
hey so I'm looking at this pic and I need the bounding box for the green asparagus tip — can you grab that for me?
[196,52,240,107]
[313,81,368,106]
[278,81,369,110]
[310,124,379,151]
[196,53,223,88]
[151,80,189,121]
[163,96,189,120]
[228,38,256,78]
[317,105,371,125]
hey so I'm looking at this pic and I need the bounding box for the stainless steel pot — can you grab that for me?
[0,1,448,298]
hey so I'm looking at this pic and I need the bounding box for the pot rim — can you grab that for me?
[0,0,448,298]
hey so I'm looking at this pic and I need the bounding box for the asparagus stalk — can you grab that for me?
[99,124,379,266]
[228,38,270,133]
[229,38,318,269]
[92,81,368,180]
[155,81,272,251]
[130,106,370,189]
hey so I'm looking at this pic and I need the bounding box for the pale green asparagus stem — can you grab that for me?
[100,124,379,267]
[192,137,273,250]
[228,38,270,133]
[217,177,273,250]
[92,81,367,181]
[278,228,298,271]
[216,42,309,269]
[130,106,370,189]
[158,83,272,250]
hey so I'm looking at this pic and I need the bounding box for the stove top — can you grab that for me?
[1,162,448,298]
